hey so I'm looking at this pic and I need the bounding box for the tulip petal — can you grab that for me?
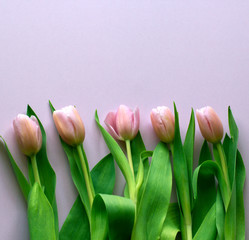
[104,112,122,140]
[132,107,140,138]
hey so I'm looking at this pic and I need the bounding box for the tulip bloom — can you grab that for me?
[53,105,85,146]
[196,106,223,143]
[13,114,42,156]
[104,105,140,141]
[150,106,175,143]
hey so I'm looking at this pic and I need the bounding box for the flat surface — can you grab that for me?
[0,1,248,239]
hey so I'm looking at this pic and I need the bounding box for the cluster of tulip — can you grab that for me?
[0,102,245,240]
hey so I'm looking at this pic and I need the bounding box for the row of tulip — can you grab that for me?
[1,102,245,240]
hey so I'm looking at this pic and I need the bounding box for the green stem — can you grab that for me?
[216,143,231,192]
[77,145,94,207]
[186,224,192,240]
[31,154,41,186]
[125,140,135,179]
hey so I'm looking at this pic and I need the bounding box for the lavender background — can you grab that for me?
[0,1,248,239]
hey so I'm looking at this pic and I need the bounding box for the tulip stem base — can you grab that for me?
[31,154,41,186]
[77,145,94,207]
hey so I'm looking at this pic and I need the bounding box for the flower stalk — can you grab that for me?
[77,145,95,207]
[125,140,135,180]
[30,154,41,186]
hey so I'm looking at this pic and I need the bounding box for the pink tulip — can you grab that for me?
[104,105,140,141]
[13,114,42,156]
[150,106,175,143]
[196,106,223,143]
[53,105,85,146]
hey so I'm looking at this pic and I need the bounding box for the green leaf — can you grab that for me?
[160,203,180,240]
[91,194,135,240]
[192,140,216,235]
[193,203,216,240]
[235,150,245,239]
[28,183,56,240]
[95,110,136,200]
[27,105,59,239]
[59,196,90,240]
[216,189,225,240]
[172,103,192,237]
[183,109,195,209]
[224,183,236,240]
[132,142,172,240]
[0,136,31,200]
[227,107,239,188]
[91,153,115,195]
[198,140,212,165]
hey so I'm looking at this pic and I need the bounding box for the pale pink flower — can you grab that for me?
[196,106,223,143]
[104,105,140,141]
[150,106,175,143]
[13,114,42,156]
[53,105,85,146]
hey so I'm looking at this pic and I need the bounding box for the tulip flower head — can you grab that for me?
[150,106,175,143]
[196,106,223,143]
[53,105,85,146]
[13,114,42,156]
[104,105,140,141]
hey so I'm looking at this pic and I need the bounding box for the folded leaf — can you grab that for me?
[172,103,192,238]
[193,203,216,240]
[183,109,195,209]
[28,183,56,240]
[91,194,135,240]
[59,196,90,240]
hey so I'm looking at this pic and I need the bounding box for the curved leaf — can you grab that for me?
[193,160,229,211]
[192,140,216,235]
[160,203,180,240]
[91,194,135,240]
[235,150,245,239]
[131,142,172,240]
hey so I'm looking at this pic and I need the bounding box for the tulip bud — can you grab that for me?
[13,114,42,156]
[196,106,223,143]
[150,106,175,143]
[104,105,140,141]
[53,105,85,146]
